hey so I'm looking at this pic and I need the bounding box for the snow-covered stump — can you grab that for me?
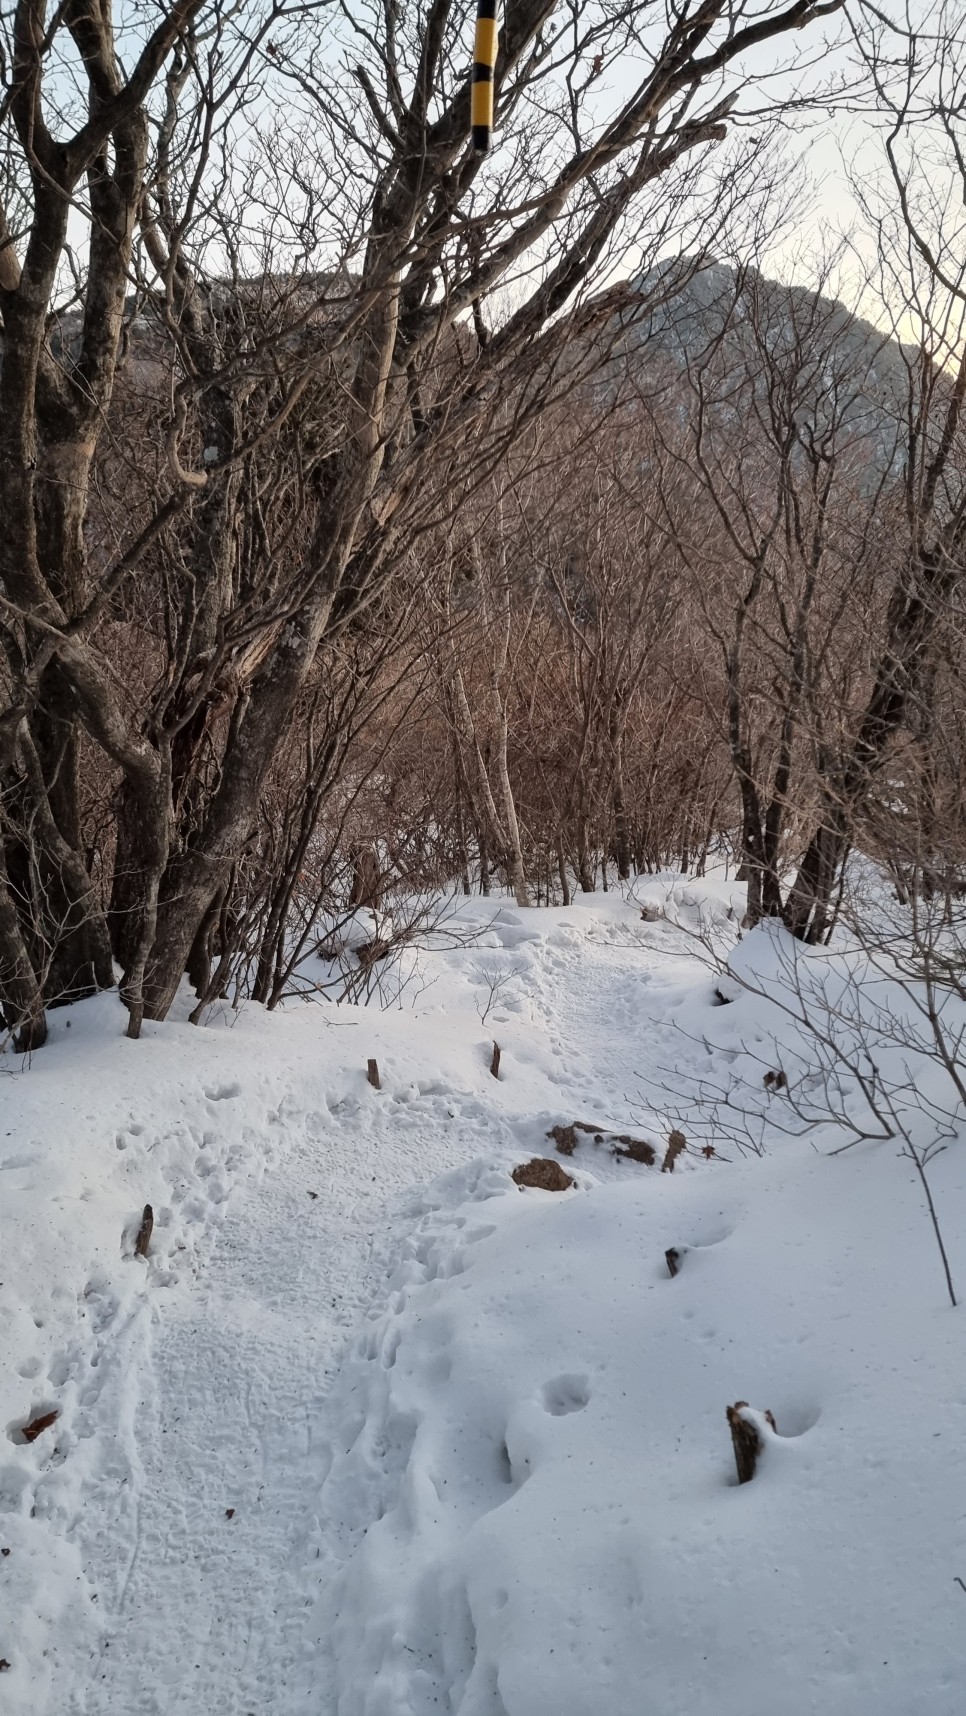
[726,1401,777,1483]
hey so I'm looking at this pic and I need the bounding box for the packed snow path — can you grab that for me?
[1,892,690,1713]
[77,907,685,1712]
[76,1095,396,1714]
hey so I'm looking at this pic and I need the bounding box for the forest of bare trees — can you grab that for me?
[3,0,966,1052]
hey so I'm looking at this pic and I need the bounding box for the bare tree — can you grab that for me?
[640,247,904,929]
[781,3,966,938]
[1,0,852,1047]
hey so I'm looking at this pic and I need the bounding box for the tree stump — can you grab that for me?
[367,1058,380,1090]
[726,1401,777,1483]
[662,1129,687,1172]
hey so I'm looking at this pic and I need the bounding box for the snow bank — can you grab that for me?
[313,906,966,1716]
[316,1133,966,1715]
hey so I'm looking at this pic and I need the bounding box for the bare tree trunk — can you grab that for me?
[479,833,492,897]
[782,810,847,943]
[612,744,632,881]
[784,545,963,940]
[0,866,48,1051]
[556,828,572,907]
[140,618,323,1018]
[488,568,531,907]
[29,694,112,1002]
[577,812,595,893]
[445,591,530,906]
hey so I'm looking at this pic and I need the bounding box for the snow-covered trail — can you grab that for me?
[13,893,692,1716]
[64,1077,536,1715]
[8,881,964,1716]
[74,1105,383,1714]
[517,902,719,1152]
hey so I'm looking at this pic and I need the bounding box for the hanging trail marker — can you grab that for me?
[471,0,498,150]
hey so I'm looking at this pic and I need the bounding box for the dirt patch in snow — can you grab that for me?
[512,1158,575,1192]
[547,1122,656,1166]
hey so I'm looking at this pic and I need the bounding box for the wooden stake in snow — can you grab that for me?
[662,1129,687,1172]
[367,1058,381,1090]
[20,1408,59,1444]
[726,1401,776,1483]
[490,1041,501,1079]
[134,1204,153,1259]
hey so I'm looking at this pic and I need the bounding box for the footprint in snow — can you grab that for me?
[769,1400,822,1437]
[540,1374,591,1417]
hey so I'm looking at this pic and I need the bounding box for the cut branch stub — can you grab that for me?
[367,1058,381,1090]
[134,1204,153,1259]
[726,1401,777,1484]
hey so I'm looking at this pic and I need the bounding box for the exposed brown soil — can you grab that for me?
[512,1158,575,1192]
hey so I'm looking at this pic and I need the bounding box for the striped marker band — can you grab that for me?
[472,0,498,151]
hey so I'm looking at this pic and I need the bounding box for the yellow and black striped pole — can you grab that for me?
[471,0,498,151]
